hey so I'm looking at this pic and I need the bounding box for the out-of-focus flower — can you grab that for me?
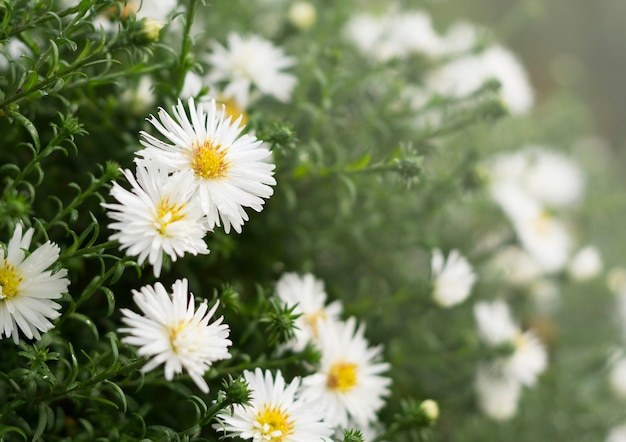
[138,98,276,233]
[288,2,316,30]
[475,366,522,420]
[425,45,534,115]
[487,246,542,286]
[431,249,476,307]
[206,33,297,107]
[474,300,548,386]
[568,245,603,281]
[120,279,231,393]
[275,272,343,351]
[300,317,391,428]
[215,368,333,441]
[607,425,626,442]
[0,224,70,344]
[609,356,626,398]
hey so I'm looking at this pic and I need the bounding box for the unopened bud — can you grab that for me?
[419,399,439,423]
[288,2,316,30]
[135,18,164,44]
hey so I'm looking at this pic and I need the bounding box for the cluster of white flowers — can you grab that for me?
[103,97,276,276]
[344,8,533,116]
[485,146,603,312]
[473,299,548,420]
[215,272,393,439]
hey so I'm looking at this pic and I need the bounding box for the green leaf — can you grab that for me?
[7,110,40,151]
[0,425,27,440]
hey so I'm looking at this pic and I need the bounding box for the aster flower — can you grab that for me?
[0,224,70,344]
[300,317,391,428]
[102,160,209,277]
[120,278,231,393]
[138,97,276,234]
[474,300,548,386]
[206,33,297,107]
[275,272,343,352]
[431,249,476,307]
[215,368,333,441]
[568,245,603,281]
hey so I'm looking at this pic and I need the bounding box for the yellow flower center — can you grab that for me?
[155,197,186,236]
[514,331,528,350]
[190,139,230,180]
[168,320,189,353]
[0,261,23,300]
[531,211,552,237]
[218,96,248,126]
[255,405,294,441]
[303,311,327,338]
[327,361,358,392]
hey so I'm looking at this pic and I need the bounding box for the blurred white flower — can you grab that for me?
[138,98,276,234]
[436,21,484,55]
[431,249,476,307]
[568,245,603,281]
[607,425,626,442]
[343,10,442,61]
[475,366,521,421]
[103,161,209,277]
[120,279,231,393]
[608,267,626,294]
[488,246,542,286]
[0,224,70,344]
[300,317,391,428]
[275,272,343,352]
[215,368,333,441]
[474,300,548,386]
[206,33,296,106]
[513,208,573,274]
[529,278,561,314]
[609,356,626,398]
[425,45,534,115]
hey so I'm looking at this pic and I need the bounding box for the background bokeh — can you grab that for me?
[431,0,626,150]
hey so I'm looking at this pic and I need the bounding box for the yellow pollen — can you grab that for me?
[168,320,189,353]
[256,405,294,441]
[0,261,23,300]
[303,311,327,338]
[327,361,358,392]
[155,197,186,235]
[531,211,552,237]
[218,96,249,126]
[514,332,528,349]
[190,139,230,180]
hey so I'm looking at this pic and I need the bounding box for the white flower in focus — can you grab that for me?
[609,356,626,398]
[138,98,276,234]
[120,279,231,393]
[431,249,476,307]
[475,366,521,421]
[607,425,626,442]
[215,368,333,441]
[0,224,70,344]
[207,33,296,106]
[300,317,391,428]
[568,245,603,281]
[275,272,343,352]
[103,161,209,277]
[425,44,534,115]
[474,300,548,386]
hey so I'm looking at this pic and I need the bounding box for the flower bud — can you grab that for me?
[419,399,439,423]
[134,17,164,44]
[288,2,316,30]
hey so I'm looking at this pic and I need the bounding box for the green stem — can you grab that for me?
[58,240,118,261]
[175,0,199,96]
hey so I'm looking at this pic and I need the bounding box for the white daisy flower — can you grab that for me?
[300,317,391,428]
[275,272,343,352]
[215,368,333,441]
[607,425,626,442]
[475,365,521,421]
[120,278,231,393]
[0,224,70,344]
[103,160,209,277]
[138,97,276,234]
[206,33,297,107]
[431,249,477,307]
[474,300,548,386]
